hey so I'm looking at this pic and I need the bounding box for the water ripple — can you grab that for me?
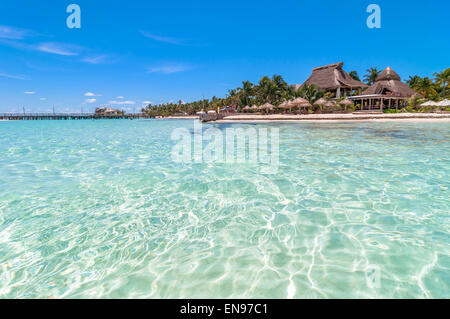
[0,120,448,298]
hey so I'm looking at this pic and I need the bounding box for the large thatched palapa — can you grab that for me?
[299,62,368,98]
[362,67,419,97]
[349,67,421,111]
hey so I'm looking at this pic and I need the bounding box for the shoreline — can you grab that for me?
[160,116,198,119]
[215,113,450,123]
[2,114,449,123]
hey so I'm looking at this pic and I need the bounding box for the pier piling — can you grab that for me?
[0,113,150,120]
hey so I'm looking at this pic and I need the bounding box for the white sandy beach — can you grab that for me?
[215,113,450,123]
[161,116,198,119]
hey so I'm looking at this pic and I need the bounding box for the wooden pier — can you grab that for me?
[0,113,151,121]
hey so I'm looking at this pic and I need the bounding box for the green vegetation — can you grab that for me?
[142,67,450,116]
[142,74,327,116]
[433,68,450,98]
[363,67,382,86]
[406,67,450,100]
[349,71,361,81]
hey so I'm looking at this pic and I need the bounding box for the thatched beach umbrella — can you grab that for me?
[289,97,310,112]
[298,101,312,113]
[340,98,354,106]
[314,98,327,106]
[268,103,275,112]
[292,97,309,105]
[300,101,312,109]
[313,98,328,112]
[249,105,259,113]
[278,101,289,108]
[324,101,336,112]
[259,103,275,114]
[339,98,354,112]
[243,105,251,112]
[278,101,291,113]
[294,97,312,110]
[287,100,297,109]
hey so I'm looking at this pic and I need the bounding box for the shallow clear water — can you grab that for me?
[0,119,449,298]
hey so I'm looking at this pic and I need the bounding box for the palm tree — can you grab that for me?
[363,67,381,86]
[407,95,423,111]
[228,89,237,97]
[434,68,450,98]
[271,74,289,104]
[282,85,297,102]
[272,74,287,90]
[297,84,324,104]
[406,75,422,88]
[256,76,275,104]
[415,77,436,98]
[238,80,254,107]
[349,71,361,81]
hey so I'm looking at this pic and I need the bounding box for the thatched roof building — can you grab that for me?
[362,67,420,98]
[300,62,368,98]
[348,67,421,112]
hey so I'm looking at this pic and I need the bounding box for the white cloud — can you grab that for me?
[0,25,30,40]
[140,31,184,45]
[83,54,112,64]
[0,38,83,58]
[24,91,36,94]
[108,100,135,105]
[147,64,192,74]
[85,98,97,104]
[0,72,27,80]
[40,97,47,101]
[36,42,82,56]
[84,92,102,97]
[117,96,124,99]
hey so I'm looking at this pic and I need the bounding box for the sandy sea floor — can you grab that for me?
[0,119,449,298]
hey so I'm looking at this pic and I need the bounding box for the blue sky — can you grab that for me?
[0,0,448,113]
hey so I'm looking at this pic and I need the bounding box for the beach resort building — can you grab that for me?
[95,107,121,115]
[296,62,368,98]
[348,67,421,111]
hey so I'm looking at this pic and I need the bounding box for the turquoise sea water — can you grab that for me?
[0,119,449,298]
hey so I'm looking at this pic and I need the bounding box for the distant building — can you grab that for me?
[95,107,122,115]
[220,106,237,113]
[296,62,368,98]
[348,67,421,111]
